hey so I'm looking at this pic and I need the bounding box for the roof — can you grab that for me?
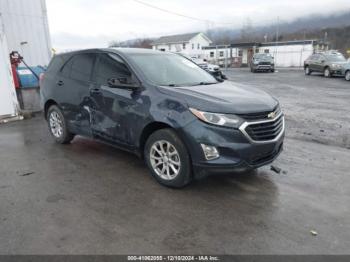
[152,32,211,45]
[260,40,318,47]
[55,48,168,57]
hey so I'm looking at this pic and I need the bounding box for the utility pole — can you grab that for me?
[275,16,280,66]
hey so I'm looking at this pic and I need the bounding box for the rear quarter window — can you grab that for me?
[46,55,68,73]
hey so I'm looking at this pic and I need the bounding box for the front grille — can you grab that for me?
[259,62,271,65]
[238,106,281,121]
[244,114,284,142]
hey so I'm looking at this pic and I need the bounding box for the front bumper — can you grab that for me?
[330,69,343,75]
[254,64,274,70]
[180,117,285,178]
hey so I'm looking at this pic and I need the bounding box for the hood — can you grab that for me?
[208,64,220,70]
[158,81,278,114]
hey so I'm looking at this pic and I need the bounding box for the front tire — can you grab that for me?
[345,70,350,81]
[144,129,192,188]
[47,105,75,144]
[324,67,332,78]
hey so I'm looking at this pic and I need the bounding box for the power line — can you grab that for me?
[132,0,280,27]
[132,0,212,23]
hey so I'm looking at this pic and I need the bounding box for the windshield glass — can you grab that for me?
[128,53,217,86]
[254,54,273,59]
[326,54,346,62]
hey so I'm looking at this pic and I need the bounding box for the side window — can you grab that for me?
[61,57,73,78]
[94,53,133,86]
[70,54,95,82]
[47,55,67,73]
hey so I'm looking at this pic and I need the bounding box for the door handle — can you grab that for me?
[90,88,101,95]
[57,80,64,86]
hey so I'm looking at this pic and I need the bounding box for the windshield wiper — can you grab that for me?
[191,82,217,86]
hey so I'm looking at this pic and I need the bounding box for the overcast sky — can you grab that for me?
[46,0,350,51]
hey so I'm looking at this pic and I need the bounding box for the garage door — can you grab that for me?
[0,34,18,118]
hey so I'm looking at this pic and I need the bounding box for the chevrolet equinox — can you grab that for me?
[41,48,284,188]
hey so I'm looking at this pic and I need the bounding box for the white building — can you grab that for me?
[152,32,212,57]
[202,40,329,68]
[257,40,328,68]
[0,0,52,118]
[0,18,18,118]
[0,0,52,66]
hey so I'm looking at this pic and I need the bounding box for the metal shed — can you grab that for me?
[0,0,52,67]
[0,16,18,118]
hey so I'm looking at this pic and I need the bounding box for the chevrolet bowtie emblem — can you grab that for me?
[268,112,276,119]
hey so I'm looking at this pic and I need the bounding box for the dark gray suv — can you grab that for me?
[40,48,284,188]
[250,53,275,73]
[304,51,348,77]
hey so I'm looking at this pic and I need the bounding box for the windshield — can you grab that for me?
[326,54,346,62]
[254,54,273,59]
[128,53,217,86]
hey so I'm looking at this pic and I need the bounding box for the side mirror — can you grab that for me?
[107,77,139,90]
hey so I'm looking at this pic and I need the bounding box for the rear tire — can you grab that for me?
[144,128,192,188]
[324,67,332,78]
[47,105,75,144]
[345,70,350,81]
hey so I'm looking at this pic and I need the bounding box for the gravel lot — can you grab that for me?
[0,68,349,254]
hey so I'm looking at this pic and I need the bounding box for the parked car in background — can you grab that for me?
[342,63,350,81]
[41,48,284,188]
[177,53,227,80]
[250,53,275,73]
[304,51,348,78]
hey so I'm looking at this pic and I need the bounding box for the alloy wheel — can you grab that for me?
[324,68,330,77]
[346,71,350,81]
[49,111,63,138]
[150,140,181,180]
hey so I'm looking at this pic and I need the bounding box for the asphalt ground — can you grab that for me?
[0,68,349,254]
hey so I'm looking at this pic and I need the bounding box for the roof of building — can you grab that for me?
[152,32,211,45]
[202,40,327,50]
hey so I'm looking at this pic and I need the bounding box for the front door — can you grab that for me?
[89,52,139,145]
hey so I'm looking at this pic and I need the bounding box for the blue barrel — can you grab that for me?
[16,66,46,88]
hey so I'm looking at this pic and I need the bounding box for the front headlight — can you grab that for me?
[189,108,243,128]
[253,60,259,65]
[331,64,341,69]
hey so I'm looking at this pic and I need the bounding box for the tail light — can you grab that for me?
[39,73,45,88]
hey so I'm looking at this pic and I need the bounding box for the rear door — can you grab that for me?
[308,54,319,71]
[314,54,326,72]
[55,53,96,135]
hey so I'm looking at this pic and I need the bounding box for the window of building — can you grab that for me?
[94,53,132,86]
[182,43,186,50]
[264,49,269,54]
[197,43,200,49]
[210,52,214,58]
[220,51,224,57]
[255,49,259,53]
[192,43,194,49]
[168,45,171,51]
[63,53,95,82]
[238,50,243,57]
